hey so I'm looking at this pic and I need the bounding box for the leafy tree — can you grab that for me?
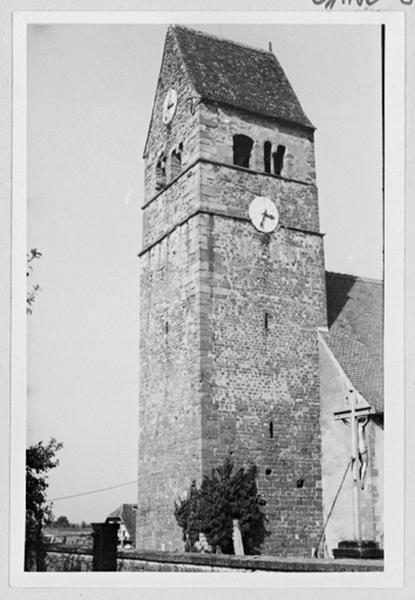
[26,248,42,314]
[25,438,63,570]
[25,248,62,571]
[54,515,70,529]
[174,458,268,555]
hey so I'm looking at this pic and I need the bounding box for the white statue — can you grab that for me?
[194,532,212,553]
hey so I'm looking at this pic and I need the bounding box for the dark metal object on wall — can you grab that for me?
[92,522,119,571]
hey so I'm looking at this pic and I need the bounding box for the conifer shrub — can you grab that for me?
[174,480,201,552]
[174,458,268,555]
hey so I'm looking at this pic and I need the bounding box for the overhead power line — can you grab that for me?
[49,480,137,502]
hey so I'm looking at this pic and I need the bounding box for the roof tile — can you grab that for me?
[322,272,383,413]
[172,25,314,129]
[106,503,137,546]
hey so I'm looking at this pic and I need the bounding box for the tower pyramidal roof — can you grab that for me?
[170,25,314,129]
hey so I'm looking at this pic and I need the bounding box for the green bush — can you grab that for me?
[174,458,267,555]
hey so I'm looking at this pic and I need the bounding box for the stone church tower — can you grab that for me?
[137,25,328,556]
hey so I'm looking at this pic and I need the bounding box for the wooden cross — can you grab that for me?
[333,389,374,541]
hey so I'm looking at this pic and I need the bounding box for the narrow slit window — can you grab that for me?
[264,312,270,331]
[273,145,286,176]
[170,148,182,181]
[165,321,169,334]
[264,141,272,173]
[269,421,274,438]
[233,134,254,168]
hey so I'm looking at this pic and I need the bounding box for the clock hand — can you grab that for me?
[260,209,275,229]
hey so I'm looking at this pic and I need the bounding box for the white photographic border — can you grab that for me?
[10,9,405,590]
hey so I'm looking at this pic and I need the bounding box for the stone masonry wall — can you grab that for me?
[143,29,200,201]
[138,218,203,550]
[142,164,200,249]
[199,214,326,557]
[142,161,319,253]
[364,419,384,547]
[139,28,326,556]
[45,550,92,571]
[116,550,383,572]
[199,103,316,184]
[44,548,383,572]
[138,27,204,550]
[200,162,320,236]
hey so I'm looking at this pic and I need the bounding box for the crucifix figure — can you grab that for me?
[357,416,369,489]
[334,389,374,541]
[259,209,275,230]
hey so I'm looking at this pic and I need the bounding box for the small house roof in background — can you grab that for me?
[106,503,137,545]
[171,25,314,129]
[323,272,383,414]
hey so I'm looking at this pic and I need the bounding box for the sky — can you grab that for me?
[27,23,382,524]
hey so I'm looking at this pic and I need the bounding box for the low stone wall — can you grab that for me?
[117,549,383,572]
[45,547,93,571]
[45,545,383,572]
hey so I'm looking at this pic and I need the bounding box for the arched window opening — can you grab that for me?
[155,154,167,191]
[233,134,254,168]
[264,141,272,173]
[170,148,182,181]
[273,145,286,176]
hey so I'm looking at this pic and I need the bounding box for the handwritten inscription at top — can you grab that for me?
[312,0,412,8]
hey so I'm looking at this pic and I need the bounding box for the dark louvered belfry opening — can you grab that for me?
[233,134,254,168]
[170,142,183,181]
[170,150,181,181]
[156,154,167,190]
[264,141,272,173]
[273,144,286,176]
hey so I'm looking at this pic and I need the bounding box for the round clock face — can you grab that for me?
[248,196,279,233]
[162,88,177,125]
